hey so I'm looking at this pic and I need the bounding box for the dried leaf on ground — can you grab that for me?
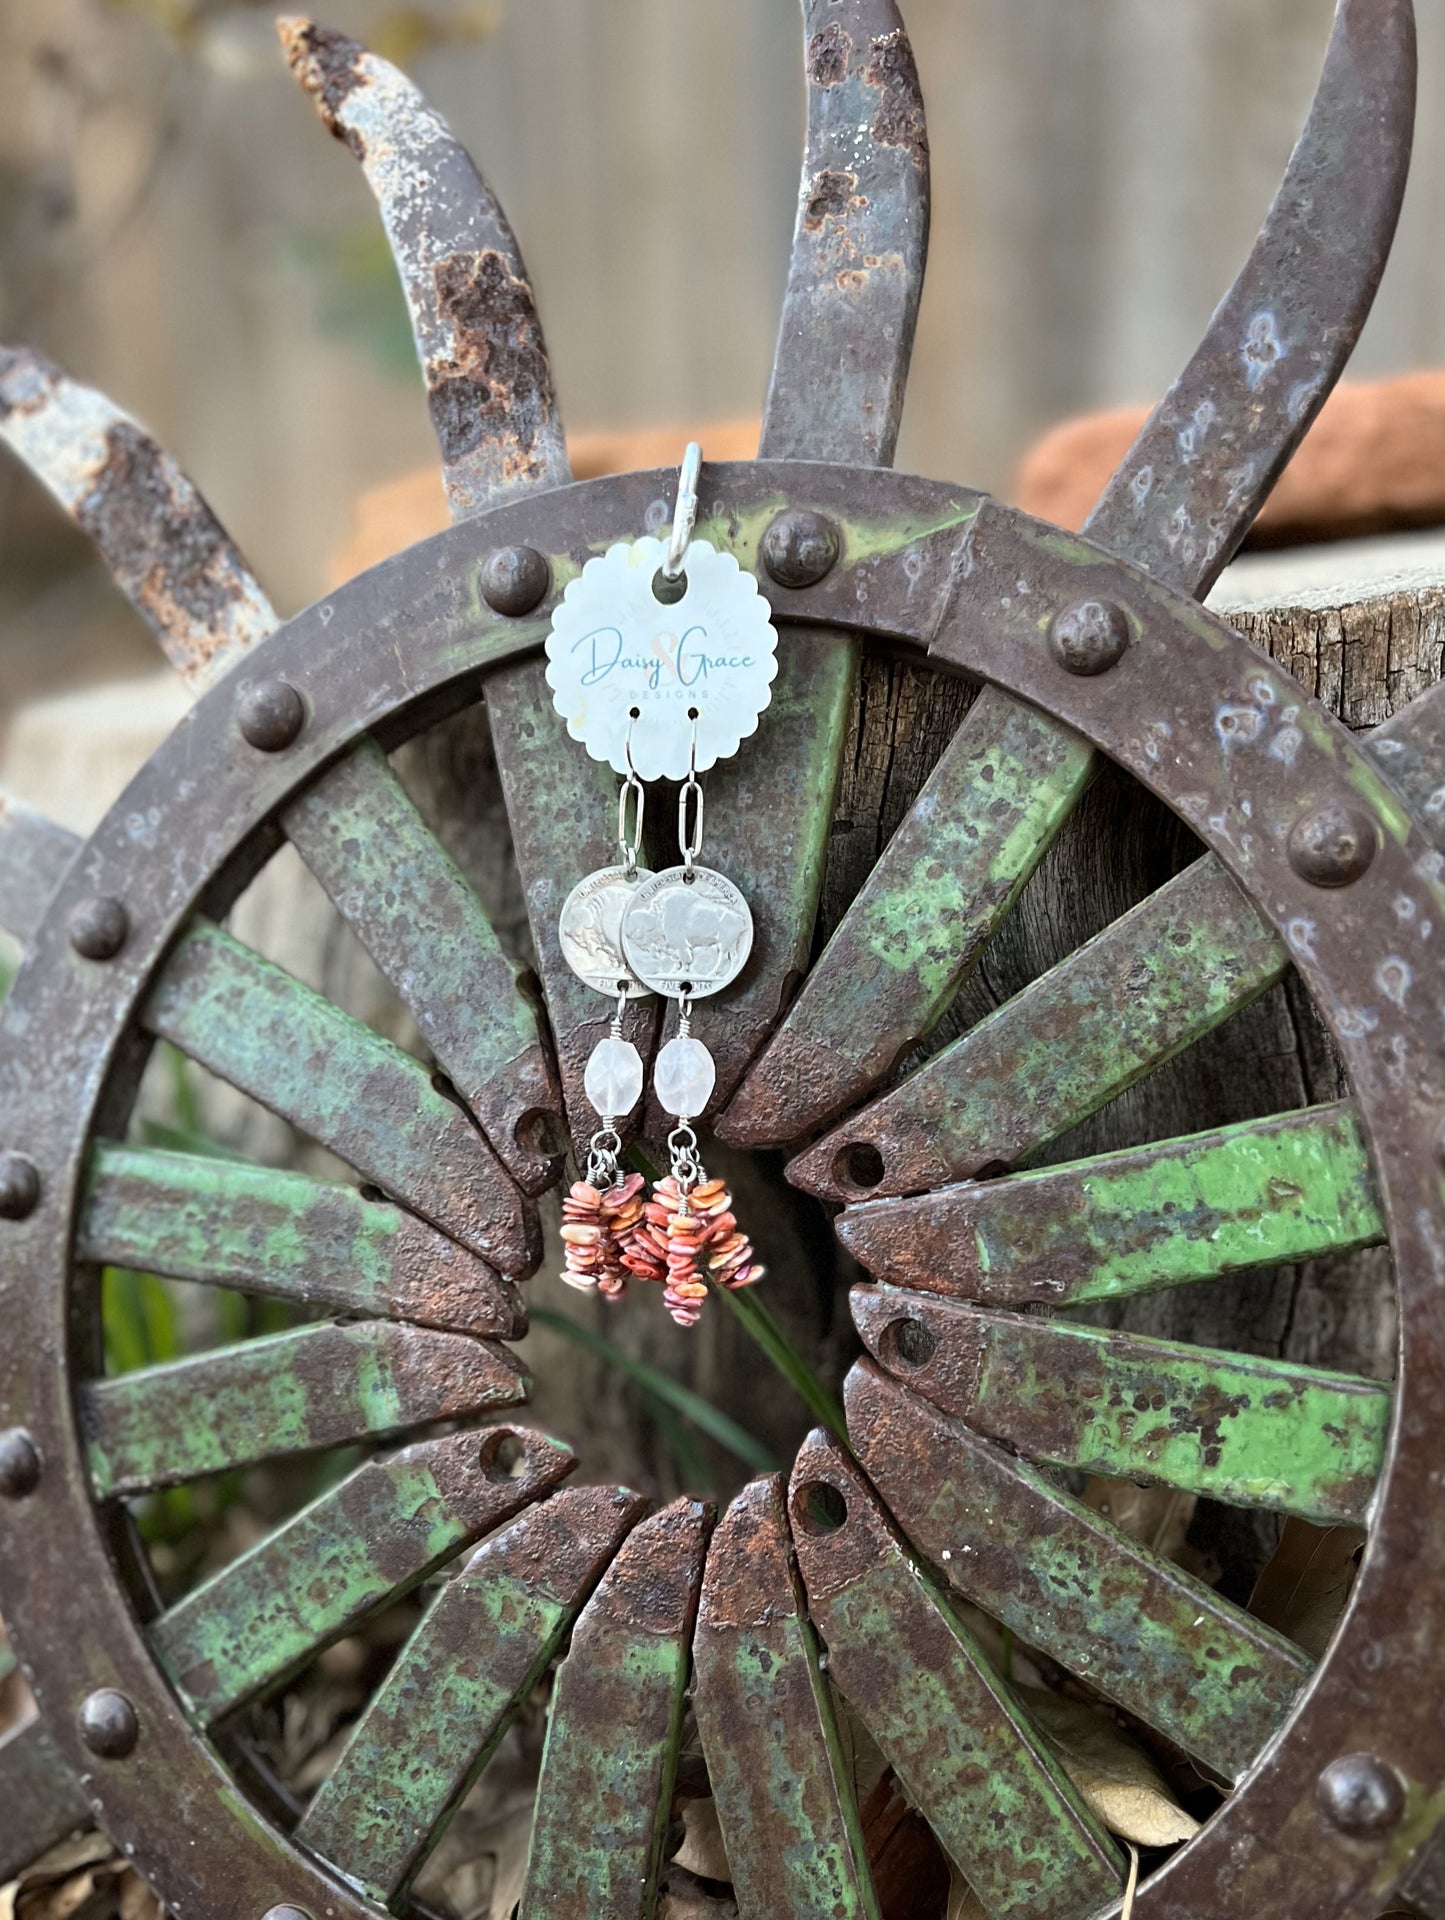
[833,1696,891,1808]
[946,1870,986,1920]
[1,1834,163,1920]
[860,1768,952,1920]
[1248,1519,1365,1660]
[1082,1479,1197,1564]
[1014,1687,1200,1847]
[411,1717,542,1920]
[671,1799,731,1884]
[658,1896,737,1920]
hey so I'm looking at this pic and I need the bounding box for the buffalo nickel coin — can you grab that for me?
[620,865,753,998]
[558,865,656,997]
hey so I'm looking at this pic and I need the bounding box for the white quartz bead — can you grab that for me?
[654,1035,717,1119]
[584,1036,644,1118]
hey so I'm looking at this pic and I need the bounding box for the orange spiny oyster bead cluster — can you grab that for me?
[619,1174,764,1327]
[560,1172,646,1299]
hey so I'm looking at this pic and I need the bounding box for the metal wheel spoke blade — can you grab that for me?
[0,346,277,690]
[727,0,1414,1142]
[81,1143,526,1338]
[139,921,538,1273]
[279,20,634,1156]
[692,1476,882,1920]
[298,1485,646,1904]
[0,1721,93,1886]
[837,1101,1384,1304]
[762,0,928,469]
[721,692,1092,1146]
[674,0,930,1124]
[789,1434,1124,1920]
[1365,675,1445,832]
[0,791,81,948]
[149,1425,574,1723]
[790,854,1285,1203]
[1084,0,1415,595]
[0,337,565,1183]
[82,1322,529,1497]
[519,1498,713,1920]
[846,1362,1311,1782]
[283,738,563,1194]
[853,1289,1390,1525]
[279,18,567,518]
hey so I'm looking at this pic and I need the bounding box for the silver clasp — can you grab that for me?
[663,441,702,581]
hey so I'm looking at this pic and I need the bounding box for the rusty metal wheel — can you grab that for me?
[2,5,1444,1919]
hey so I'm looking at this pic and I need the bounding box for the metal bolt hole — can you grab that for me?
[480,1431,528,1482]
[795,1480,849,1537]
[887,1318,938,1369]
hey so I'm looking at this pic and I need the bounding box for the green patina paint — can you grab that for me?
[698,1607,879,1920]
[853,706,1091,998]
[295,1487,642,1901]
[1387,1783,1445,1885]
[82,1145,393,1300]
[887,853,1284,1188]
[757,694,1092,1130]
[962,1313,1390,1525]
[973,1103,1384,1301]
[682,492,979,578]
[520,1631,689,1920]
[83,1322,523,1498]
[301,1565,584,1901]
[149,1435,565,1723]
[283,737,541,1094]
[694,1483,880,1920]
[814,1556,1123,1919]
[864,1413,1311,1782]
[833,498,979,569]
[79,1143,519,1335]
[140,921,516,1261]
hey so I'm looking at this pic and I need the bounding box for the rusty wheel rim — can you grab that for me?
[0,467,1440,1917]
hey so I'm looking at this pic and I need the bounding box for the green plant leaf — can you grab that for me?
[530,1305,777,1473]
[709,1283,849,1448]
[135,1119,249,1163]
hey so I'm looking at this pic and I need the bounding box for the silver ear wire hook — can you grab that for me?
[618,715,645,878]
[663,441,702,581]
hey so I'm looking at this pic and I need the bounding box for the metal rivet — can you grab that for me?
[68,896,129,961]
[237,679,306,752]
[0,1429,41,1499]
[480,544,550,616]
[1288,799,1378,888]
[1317,1754,1406,1835]
[0,1152,40,1221]
[78,1688,139,1758]
[761,509,840,589]
[262,1908,315,1920]
[1048,599,1131,675]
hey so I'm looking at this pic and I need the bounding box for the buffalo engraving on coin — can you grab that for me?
[620,866,754,998]
[559,866,656,996]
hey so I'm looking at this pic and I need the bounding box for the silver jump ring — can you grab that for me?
[679,777,704,876]
[679,716,703,875]
[617,773,645,876]
[663,441,702,580]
